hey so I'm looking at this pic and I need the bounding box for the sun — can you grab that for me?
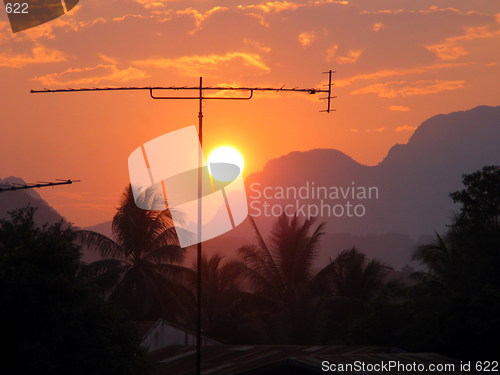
[207,146,244,182]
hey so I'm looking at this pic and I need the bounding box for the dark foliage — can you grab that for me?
[10,165,497,365]
[238,215,392,344]
[0,207,152,375]
[405,166,500,359]
[76,185,190,321]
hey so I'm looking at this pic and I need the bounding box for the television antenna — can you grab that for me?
[0,179,81,192]
[31,70,336,375]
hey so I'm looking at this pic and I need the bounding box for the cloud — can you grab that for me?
[135,0,346,15]
[351,80,465,98]
[298,31,316,47]
[133,0,176,9]
[1,15,106,43]
[0,21,13,43]
[125,6,229,33]
[133,52,270,76]
[372,22,385,32]
[395,125,417,132]
[34,64,149,86]
[245,12,270,27]
[351,127,385,133]
[238,0,303,14]
[361,6,479,16]
[143,0,348,32]
[336,62,471,87]
[243,39,271,53]
[236,0,343,14]
[387,105,410,111]
[99,54,119,65]
[336,49,362,64]
[325,44,338,62]
[112,14,149,22]
[0,45,66,68]
[325,45,362,64]
[453,25,500,42]
[425,25,500,60]
[425,44,468,60]
[199,82,269,98]
[172,6,229,32]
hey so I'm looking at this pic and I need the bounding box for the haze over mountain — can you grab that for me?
[203,105,500,268]
[2,106,498,268]
[80,105,500,269]
[246,105,500,236]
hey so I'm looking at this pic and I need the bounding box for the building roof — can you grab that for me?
[251,353,461,375]
[136,321,157,338]
[137,319,221,351]
[150,345,453,375]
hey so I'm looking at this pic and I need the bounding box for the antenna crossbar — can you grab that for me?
[0,179,81,192]
[31,70,336,112]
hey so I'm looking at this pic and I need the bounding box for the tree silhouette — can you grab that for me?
[239,214,325,303]
[314,247,391,301]
[176,253,260,342]
[77,185,189,320]
[0,207,151,375]
[450,165,500,232]
[238,214,390,344]
[237,214,327,343]
[414,165,500,292]
[408,166,500,359]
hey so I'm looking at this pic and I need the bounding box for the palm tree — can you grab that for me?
[238,214,327,343]
[412,230,478,297]
[312,247,392,337]
[238,214,392,344]
[198,254,246,329]
[239,214,325,304]
[77,185,189,320]
[313,247,392,301]
[178,253,258,342]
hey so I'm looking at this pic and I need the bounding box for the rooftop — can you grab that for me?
[149,345,460,375]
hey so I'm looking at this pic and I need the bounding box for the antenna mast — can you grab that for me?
[31,70,336,375]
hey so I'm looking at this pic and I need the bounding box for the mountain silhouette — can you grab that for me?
[5,105,497,268]
[201,105,500,268]
[245,105,500,236]
[79,105,500,268]
[0,176,65,225]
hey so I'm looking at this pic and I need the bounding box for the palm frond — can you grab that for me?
[412,232,456,289]
[248,216,277,268]
[147,209,178,242]
[249,216,285,289]
[75,230,124,259]
[311,247,390,301]
[152,263,194,284]
[144,243,185,264]
[81,259,125,293]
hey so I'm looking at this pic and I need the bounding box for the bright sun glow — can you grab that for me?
[207,146,244,181]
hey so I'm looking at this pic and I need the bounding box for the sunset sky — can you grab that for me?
[1,0,499,226]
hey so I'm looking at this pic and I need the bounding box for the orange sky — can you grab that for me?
[1,0,499,226]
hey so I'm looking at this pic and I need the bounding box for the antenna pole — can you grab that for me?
[30,72,335,375]
[196,77,203,375]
